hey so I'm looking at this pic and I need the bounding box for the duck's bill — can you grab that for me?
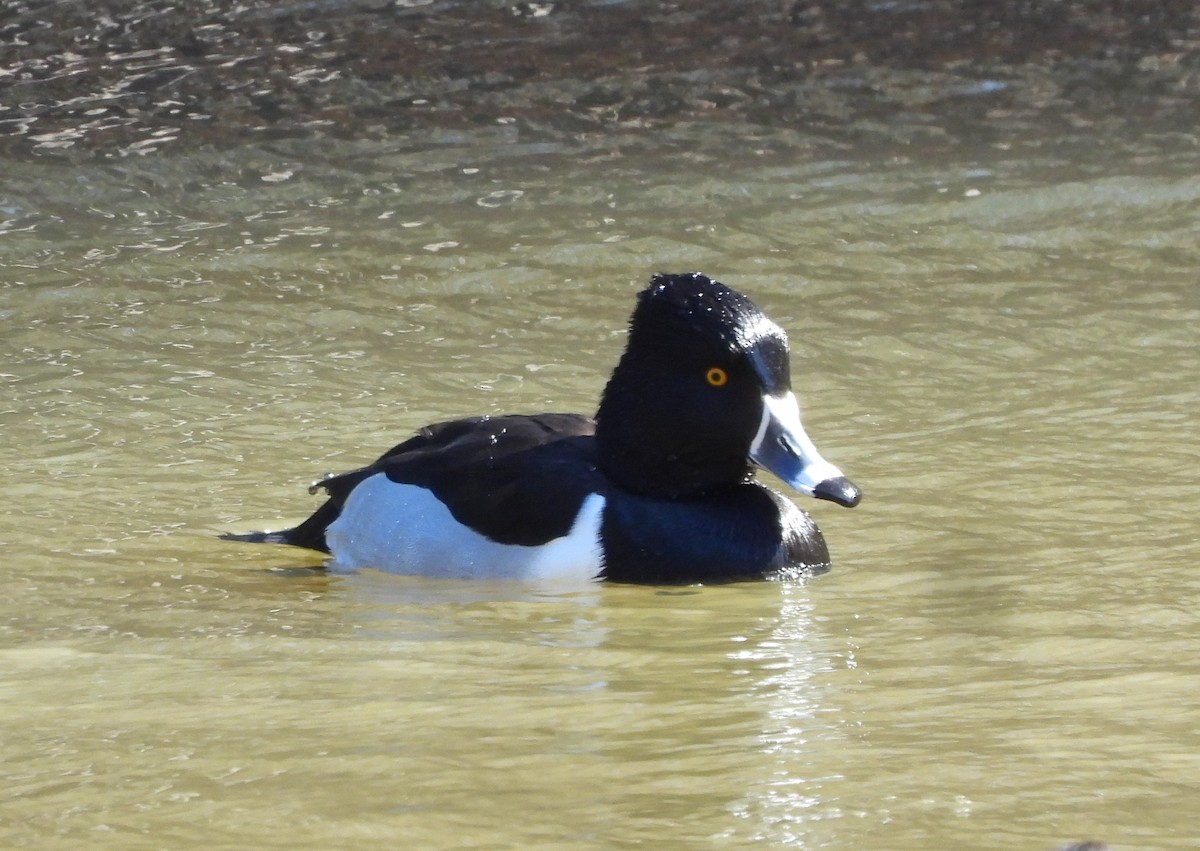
[749,392,862,508]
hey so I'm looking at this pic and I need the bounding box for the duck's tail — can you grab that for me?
[220,529,296,545]
[220,498,339,554]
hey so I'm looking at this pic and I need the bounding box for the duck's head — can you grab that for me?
[595,272,861,507]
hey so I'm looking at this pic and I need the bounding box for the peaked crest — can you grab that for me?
[629,272,781,356]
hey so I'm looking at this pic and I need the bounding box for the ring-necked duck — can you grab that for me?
[223,272,860,583]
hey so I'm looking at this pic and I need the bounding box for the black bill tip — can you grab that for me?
[813,476,862,508]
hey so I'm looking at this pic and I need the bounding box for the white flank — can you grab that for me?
[325,474,606,582]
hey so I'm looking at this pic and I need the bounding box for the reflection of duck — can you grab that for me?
[224,273,860,583]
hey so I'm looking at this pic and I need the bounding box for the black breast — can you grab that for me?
[598,483,829,584]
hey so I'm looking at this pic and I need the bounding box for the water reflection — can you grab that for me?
[336,569,607,613]
[727,582,842,843]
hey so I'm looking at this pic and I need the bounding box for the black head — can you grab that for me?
[595,272,860,508]
[595,273,793,497]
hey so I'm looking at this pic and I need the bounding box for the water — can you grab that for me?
[5,10,1200,848]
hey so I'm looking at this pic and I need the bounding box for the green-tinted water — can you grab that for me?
[4,9,1200,847]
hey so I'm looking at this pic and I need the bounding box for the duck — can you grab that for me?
[222,272,860,584]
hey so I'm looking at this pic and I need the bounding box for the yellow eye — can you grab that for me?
[706,367,728,387]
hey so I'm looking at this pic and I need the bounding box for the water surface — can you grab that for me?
[4,8,1200,849]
